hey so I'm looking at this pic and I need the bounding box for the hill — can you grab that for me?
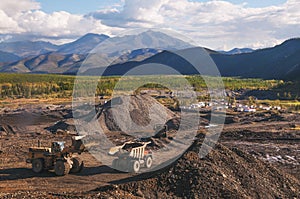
[212,38,300,80]
[0,51,20,63]
[84,38,300,80]
[0,41,59,57]
[0,53,86,74]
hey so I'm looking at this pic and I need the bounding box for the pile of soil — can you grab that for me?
[99,95,177,134]
[45,119,76,134]
[88,139,300,199]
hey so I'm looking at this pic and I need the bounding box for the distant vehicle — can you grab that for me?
[244,107,256,112]
[205,124,218,128]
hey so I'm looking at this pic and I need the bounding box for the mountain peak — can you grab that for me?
[219,48,254,55]
[57,33,109,54]
[80,33,109,40]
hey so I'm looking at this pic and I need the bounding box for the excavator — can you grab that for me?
[26,135,85,176]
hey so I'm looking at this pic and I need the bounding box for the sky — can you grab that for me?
[37,0,287,14]
[0,0,299,50]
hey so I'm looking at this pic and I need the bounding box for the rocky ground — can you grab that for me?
[0,96,300,198]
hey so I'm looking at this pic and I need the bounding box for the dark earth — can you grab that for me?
[0,96,299,198]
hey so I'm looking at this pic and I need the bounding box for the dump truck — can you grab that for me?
[26,135,85,176]
[108,141,153,173]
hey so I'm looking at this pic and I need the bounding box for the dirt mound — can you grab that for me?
[99,95,177,134]
[45,119,76,134]
[89,139,300,199]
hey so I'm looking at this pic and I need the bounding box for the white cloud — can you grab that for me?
[89,0,300,50]
[0,0,120,42]
[0,10,21,33]
[17,11,115,37]
[0,0,40,16]
[0,0,300,50]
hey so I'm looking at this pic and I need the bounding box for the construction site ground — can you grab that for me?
[0,102,299,198]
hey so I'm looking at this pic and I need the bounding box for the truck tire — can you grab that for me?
[129,160,140,173]
[145,156,153,168]
[70,157,83,173]
[54,160,70,176]
[32,159,44,173]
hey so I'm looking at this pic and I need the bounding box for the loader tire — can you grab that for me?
[54,160,70,176]
[32,158,44,173]
[70,157,83,173]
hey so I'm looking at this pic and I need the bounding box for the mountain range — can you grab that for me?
[0,31,300,80]
[218,48,254,55]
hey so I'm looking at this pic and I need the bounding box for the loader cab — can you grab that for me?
[51,141,65,153]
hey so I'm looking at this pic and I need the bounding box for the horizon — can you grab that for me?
[0,0,299,50]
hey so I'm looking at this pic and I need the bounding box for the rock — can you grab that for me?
[135,188,144,197]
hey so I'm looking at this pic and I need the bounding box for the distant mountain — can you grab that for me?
[0,51,20,63]
[111,48,162,64]
[97,30,193,57]
[82,48,209,76]
[57,33,109,54]
[82,38,300,80]
[219,48,254,55]
[0,41,58,57]
[1,32,300,81]
[0,53,86,74]
[211,38,300,80]
[1,48,163,74]
[75,30,194,72]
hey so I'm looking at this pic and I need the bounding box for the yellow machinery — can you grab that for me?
[26,136,85,176]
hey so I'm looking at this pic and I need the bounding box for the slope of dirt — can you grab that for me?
[87,139,300,199]
[98,94,177,135]
[45,119,76,134]
[3,138,299,199]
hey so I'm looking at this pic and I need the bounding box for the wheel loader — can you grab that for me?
[26,135,85,176]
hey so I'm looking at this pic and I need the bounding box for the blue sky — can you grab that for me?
[0,0,299,50]
[37,0,122,14]
[37,0,287,14]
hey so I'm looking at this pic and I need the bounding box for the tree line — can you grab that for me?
[0,73,284,99]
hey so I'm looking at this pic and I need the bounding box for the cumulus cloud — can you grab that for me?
[89,0,300,50]
[0,10,21,33]
[18,11,114,37]
[0,0,120,42]
[0,0,40,16]
[0,0,300,50]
